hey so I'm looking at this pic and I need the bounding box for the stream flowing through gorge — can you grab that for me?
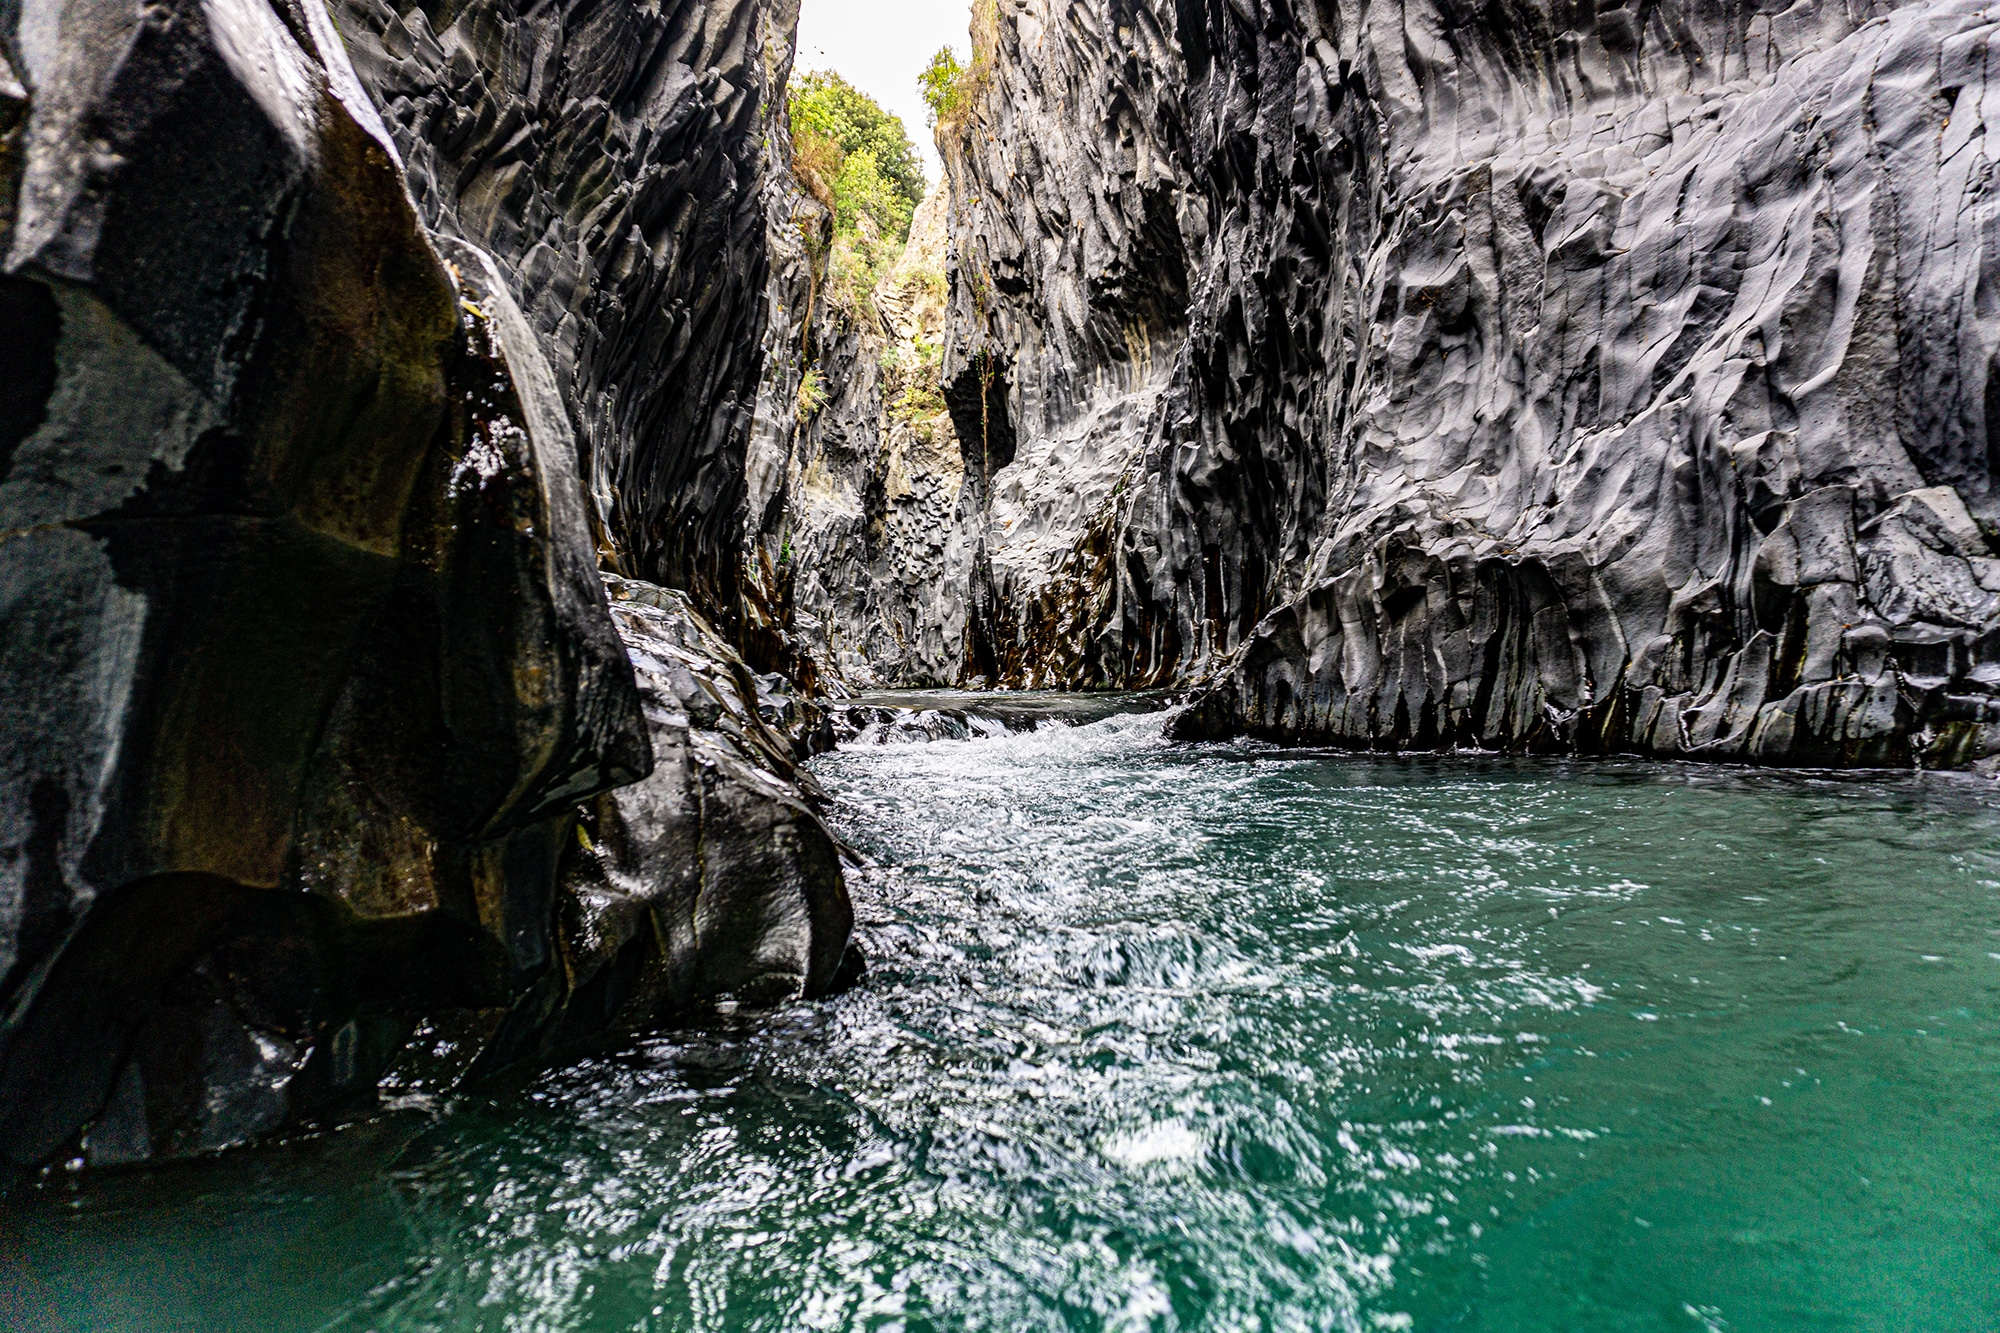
[10,704,2000,1332]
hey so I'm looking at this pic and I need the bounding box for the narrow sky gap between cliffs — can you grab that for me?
[797,0,967,179]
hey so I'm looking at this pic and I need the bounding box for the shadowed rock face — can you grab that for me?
[930,0,2000,767]
[0,0,643,1170]
[0,0,846,1174]
[330,0,801,622]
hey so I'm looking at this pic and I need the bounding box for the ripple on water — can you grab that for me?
[13,708,2000,1332]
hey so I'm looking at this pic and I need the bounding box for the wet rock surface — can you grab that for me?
[0,0,622,1169]
[0,0,844,1175]
[561,576,851,1027]
[920,0,2000,769]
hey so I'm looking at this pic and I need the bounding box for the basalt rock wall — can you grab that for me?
[746,179,966,688]
[330,0,799,621]
[0,0,848,1176]
[939,0,2000,768]
[939,0,1196,686]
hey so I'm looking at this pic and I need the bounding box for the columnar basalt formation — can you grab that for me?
[938,0,1196,686]
[0,0,848,1174]
[929,0,2000,768]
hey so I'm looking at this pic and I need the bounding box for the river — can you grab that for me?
[12,706,2000,1330]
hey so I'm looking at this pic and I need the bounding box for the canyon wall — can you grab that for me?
[925,0,2000,767]
[8,0,2000,1179]
[747,180,967,688]
[0,0,847,1174]
[331,0,795,619]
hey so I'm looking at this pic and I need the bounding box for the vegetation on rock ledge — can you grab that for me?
[921,0,998,132]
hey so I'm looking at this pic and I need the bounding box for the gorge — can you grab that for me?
[4,0,2000,1324]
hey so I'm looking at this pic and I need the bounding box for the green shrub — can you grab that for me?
[833,149,914,261]
[919,48,965,126]
[925,1,999,132]
[797,367,828,421]
[882,335,948,426]
[791,72,924,225]
[790,71,928,300]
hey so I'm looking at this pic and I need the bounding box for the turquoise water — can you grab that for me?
[9,712,2000,1331]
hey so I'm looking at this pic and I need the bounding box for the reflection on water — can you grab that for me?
[12,709,2000,1331]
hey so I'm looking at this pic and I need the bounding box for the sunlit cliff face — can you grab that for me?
[760,0,1994,776]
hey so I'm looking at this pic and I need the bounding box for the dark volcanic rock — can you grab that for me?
[330,0,800,621]
[927,0,2000,769]
[0,0,642,1169]
[938,0,1194,689]
[0,0,845,1174]
[555,576,850,1034]
[746,179,967,688]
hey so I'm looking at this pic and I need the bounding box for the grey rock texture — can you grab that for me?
[931,0,2000,768]
[747,179,966,687]
[735,150,830,685]
[557,576,851,1035]
[938,0,1193,687]
[0,0,847,1174]
[329,0,802,620]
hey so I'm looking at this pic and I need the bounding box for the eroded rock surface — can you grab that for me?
[923,0,2000,768]
[9,0,1999,1186]
[747,179,967,687]
[0,0,845,1174]
[557,576,851,1034]
[330,0,801,619]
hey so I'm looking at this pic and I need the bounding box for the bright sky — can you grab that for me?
[795,0,971,181]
